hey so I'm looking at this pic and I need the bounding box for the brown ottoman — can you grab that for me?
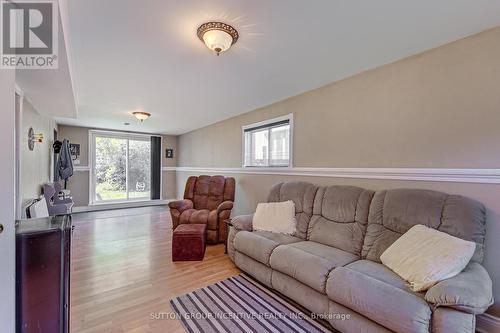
[172,224,207,261]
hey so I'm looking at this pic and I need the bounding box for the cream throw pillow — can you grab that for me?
[253,200,296,235]
[380,224,476,292]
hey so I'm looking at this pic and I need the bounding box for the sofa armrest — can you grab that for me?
[231,214,254,231]
[168,199,193,213]
[217,201,234,214]
[425,262,493,314]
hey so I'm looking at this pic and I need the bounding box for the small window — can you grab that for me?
[242,114,293,167]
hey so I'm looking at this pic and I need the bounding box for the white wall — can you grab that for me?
[20,99,57,215]
[0,70,16,332]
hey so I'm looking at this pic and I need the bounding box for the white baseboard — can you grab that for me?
[72,199,174,213]
[477,313,500,333]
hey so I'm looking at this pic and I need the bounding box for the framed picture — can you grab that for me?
[166,148,174,159]
[69,144,81,164]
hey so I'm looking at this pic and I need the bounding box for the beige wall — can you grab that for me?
[58,125,89,166]
[20,99,57,213]
[162,135,177,199]
[176,27,500,316]
[57,125,177,206]
[57,125,90,206]
[67,171,90,207]
[179,27,500,169]
[162,171,176,200]
[162,135,177,168]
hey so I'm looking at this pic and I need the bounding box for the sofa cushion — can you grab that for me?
[234,251,273,288]
[270,241,358,293]
[179,208,210,225]
[328,301,393,333]
[253,201,296,234]
[331,260,423,295]
[267,182,318,239]
[184,175,235,211]
[380,224,476,292]
[327,260,431,333]
[191,175,210,209]
[431,307,476,333]
[362,189,486,263]
[272,270,330,316]
[233,231,301,266]
[308,186,374,256]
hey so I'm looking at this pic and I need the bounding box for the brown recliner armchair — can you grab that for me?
[169,175,235,244]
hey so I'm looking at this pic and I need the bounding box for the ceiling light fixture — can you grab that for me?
[132,111,151,122]
[197,22,238,56]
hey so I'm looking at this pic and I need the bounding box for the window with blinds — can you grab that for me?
[242,114,293,167]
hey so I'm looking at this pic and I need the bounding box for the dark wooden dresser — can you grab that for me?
[16,215,72,333]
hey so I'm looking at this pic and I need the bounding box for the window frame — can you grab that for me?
[241,113,293,168]
[89,130,153,205]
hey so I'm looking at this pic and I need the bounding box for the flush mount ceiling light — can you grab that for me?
[132,111,151,122]
[197,22,238,56]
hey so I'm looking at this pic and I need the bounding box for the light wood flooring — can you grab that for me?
[70,206,240,333]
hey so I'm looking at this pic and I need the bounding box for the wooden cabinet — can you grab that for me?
[16,215,72,333]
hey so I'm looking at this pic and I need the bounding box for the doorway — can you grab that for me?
[89,130,152,204]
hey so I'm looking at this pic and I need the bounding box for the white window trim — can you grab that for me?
[88,129,154,206]
[241,113,293,168]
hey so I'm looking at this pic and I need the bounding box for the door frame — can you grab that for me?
[14,88,23,219]
[0,70,16,332]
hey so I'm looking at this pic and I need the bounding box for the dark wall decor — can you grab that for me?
[69,144,80,161]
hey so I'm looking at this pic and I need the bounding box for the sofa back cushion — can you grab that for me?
[267,181,318,239]
[308,186,374,256]
[362,189,486,263]
[184,175,235,211]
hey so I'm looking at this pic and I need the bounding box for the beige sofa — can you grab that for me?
[227,181,493,333]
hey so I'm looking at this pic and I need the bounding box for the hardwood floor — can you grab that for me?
[70,206,240,333]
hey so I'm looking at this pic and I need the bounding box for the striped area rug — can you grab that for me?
[170,274,332,333]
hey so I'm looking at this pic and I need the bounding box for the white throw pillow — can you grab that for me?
[252,200,296,235]
[380,224,476,292]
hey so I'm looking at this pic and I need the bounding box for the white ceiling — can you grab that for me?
[55,0,500,135]
[16,8,77,119]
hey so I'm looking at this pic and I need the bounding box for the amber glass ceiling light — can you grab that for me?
[132,111,151,122]
[197,22,238,56]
